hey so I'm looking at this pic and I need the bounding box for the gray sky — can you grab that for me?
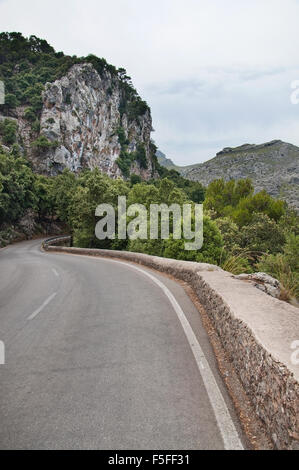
[1,0,299,165]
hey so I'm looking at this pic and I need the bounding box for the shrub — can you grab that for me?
[127,99,149,120]
[258,254,299,301]
[116,151,133,178]
[162,216,224,265]
[24,107,36,122]
[31,135,59,149]
[116,126,129,147]
[65,93,71,105]
[130,174,142,185]
[0,118,18,145]
[134,143,148,169]
[239,213,285,256]
[31,119,40,133]
[3,93,19,108]
[282,233,299,272]
[220,252,252,275]
[215,217,241,253]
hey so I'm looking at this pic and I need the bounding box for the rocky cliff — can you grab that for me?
[39,63,155,178]
[0,34,156,179]
[159,141,299,211]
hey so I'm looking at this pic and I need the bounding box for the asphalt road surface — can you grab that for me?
[0,239,246,450]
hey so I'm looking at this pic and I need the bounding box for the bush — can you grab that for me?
[31,119,40,133]
[258,254,299,301]
[116,151,133,178]
[31,135,59,149]
[162,216,223,265]
[127,99,149,120]
[3,93,19,108]
[220,253,252,275]
[204,178,286,226]
[117,127,129,147]
[278,209,299,236]
[0,149,37,224]
[215,217,241,253]
[24,107,36,122]
[0,118,18,145]
[232,190,286,226]
[130,174,142,185]
[282,233,299,272]
[134,143,148,169]
[239,213,285,256]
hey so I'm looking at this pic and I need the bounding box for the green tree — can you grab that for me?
[232,190,286,226]
[215,217,242,253]
[163,216,224,265]
[240,213,285,256]
[0,150,37,224]
[130,174,142,185]
[0,119,18,145]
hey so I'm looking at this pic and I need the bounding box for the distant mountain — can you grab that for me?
[156,150,178,170]
[158,141,299,211]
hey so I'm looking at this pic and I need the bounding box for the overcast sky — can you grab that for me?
[1,0,299,165]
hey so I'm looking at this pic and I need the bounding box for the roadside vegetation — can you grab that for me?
[0,144,298,301]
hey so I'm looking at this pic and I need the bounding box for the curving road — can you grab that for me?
[0,239,246,450]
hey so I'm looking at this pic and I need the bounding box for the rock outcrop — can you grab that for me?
[234,272,281,299]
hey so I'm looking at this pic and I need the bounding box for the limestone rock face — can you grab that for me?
[19,63,155,178]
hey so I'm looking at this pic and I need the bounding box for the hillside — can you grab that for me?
[0,33,156,179]
[159,141,299,211]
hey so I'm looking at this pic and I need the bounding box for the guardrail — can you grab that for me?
[43,236,72,249]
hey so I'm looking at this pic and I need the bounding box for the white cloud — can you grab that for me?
[1,0,299,164]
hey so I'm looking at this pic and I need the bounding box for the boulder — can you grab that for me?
[234,272,281,299]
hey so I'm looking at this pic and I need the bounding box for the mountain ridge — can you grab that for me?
[158,140,299,210]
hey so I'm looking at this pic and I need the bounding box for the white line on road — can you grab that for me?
[100,257,244,450]
[27,292,57,321]
[52,268,59,277]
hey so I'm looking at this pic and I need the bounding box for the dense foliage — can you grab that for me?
[1,144,298,300]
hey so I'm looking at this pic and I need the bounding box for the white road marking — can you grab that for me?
[99,257,244,450]
[27,292,57,321]
[52,268,59,277]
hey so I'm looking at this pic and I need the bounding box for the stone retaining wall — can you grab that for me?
[44,240,299,449]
